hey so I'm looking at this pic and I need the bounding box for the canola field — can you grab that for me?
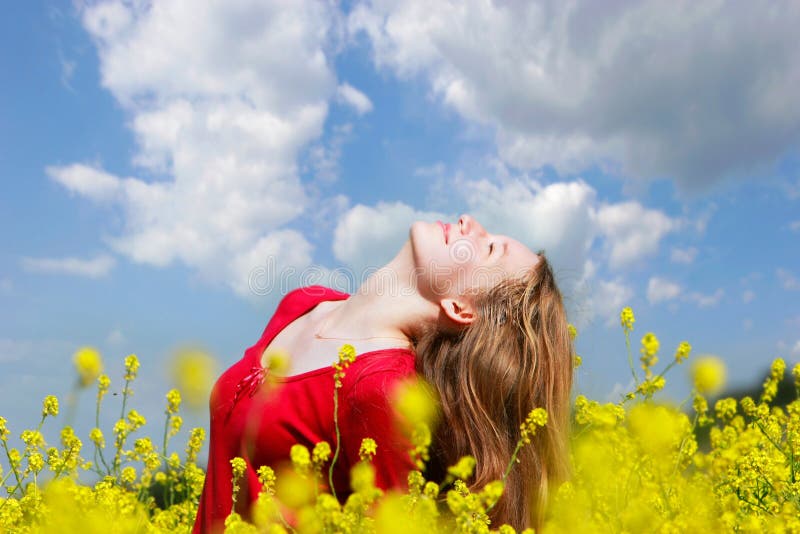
[1,307,799,533]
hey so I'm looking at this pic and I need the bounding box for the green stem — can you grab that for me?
[1,440,22,493]
[328,384,342,501]
[162,411,171,459]
[624,330,638,384]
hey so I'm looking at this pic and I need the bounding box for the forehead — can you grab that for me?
[500,236,540,276]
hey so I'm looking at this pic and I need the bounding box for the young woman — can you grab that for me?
[193,215,573,532]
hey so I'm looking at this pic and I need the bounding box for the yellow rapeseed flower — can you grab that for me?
[121,466,137,485]
[170,347,217,410]
[124,354,140,381]
[42,395,59,418]
[392,378,440,429]
[0,416,9,441]
[447,456,476,481]
[165,389,181,415]
[312,441,331,469]
[73,347,103,388]
[89,428,105,449]
[520,407,548,444]
[359,438,377,462]
[675,341,692,363]
[290,444,311,475]
[691,355,727,395]
[620,307,635,332]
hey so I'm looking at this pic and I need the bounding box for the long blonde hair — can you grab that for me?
[415,253,573,530]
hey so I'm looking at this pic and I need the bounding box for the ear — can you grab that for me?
[440,297,476,326]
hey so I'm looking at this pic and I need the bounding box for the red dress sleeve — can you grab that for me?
[341,362,418,492]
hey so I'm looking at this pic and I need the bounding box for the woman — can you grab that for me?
[193,215,573,532]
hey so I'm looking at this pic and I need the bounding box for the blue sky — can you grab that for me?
[1,1,799,446]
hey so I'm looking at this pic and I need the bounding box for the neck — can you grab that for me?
[321,241,436,342]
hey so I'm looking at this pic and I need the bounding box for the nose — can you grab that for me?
[458,214,487,237]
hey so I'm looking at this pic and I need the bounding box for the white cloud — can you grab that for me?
[789,220,800,232]
[414,162,446,177]
[792,340,800,356]
[47,164,124,203]
[306,123,353,183]
[594,202,676,269]
[20,254,116,278]
[686,288,725,308]
[350,1,800,191]
[670,246,698,264]
[50,0,344,297]
[777,268,800,290]
[647,277,682,304]
[584,277,635,328]
[336,82,373,115]
[106,328,125,346]
[333,201,447,275]
[742,290,756,303]
[0,277,11,295]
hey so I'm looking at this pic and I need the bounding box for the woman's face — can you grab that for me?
[409,214,540,301]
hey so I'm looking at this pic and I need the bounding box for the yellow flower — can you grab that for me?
[126,409,146,430]
[121,466,137,484]
[170,347,217,410]
[97,374,111,398]
[165,389,181,415]
[568,323,578,340]
[290,444,311,475]
[257,465,277,495]
[264,348,291,376]
[89,428,105,449]
[124,354,140,381]
[691,355,727,395]
[675,341,692,363]
[620,307,635,332]
[447,456,476,481]
[73,347,103,387]
[312,441,331,469]
[0,416,9,441]
[359,438,377,462]
[42,395,59,418]
[392,378,440,429]
[332,344,357,388]
[520,408,548,443]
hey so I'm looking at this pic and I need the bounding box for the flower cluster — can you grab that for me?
[3,313,800,533]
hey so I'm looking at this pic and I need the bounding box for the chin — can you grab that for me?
[408,221,433,266]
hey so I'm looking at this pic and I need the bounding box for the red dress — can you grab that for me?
[192,286,418,533]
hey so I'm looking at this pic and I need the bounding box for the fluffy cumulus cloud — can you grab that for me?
[647,276,682,304]
[594,202,676,269]
[332,201,447,275]
[48,0,340,296]
[671,247,698,264]
[349,1,800,191]
[336,83,373,115]
[582,276,635,328]
[686,288,725,308]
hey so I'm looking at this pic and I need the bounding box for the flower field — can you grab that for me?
[2,308,800,533]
